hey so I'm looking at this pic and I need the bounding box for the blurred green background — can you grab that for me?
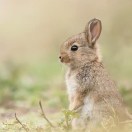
[0,0,132,123]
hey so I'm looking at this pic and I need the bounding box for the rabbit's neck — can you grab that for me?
[70,61,102,72]
[69,55,102,70]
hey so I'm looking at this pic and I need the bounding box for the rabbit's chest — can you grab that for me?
[81,96,94,118]
[65,72,78,97]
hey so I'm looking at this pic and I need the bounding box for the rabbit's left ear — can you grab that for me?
[85,18,102,47]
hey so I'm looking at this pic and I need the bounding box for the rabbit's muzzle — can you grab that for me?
[59,52,70,63]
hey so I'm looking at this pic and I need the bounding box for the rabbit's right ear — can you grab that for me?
[85,18,102,47]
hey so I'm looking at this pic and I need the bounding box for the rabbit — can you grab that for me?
[59,18,130,129]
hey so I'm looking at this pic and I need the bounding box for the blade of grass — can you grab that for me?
[39,101,54,127]
[15,113,29,132]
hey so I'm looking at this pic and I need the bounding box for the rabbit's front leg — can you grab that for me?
[69,90,86,111]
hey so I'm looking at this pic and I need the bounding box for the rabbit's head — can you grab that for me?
[59,18,102,68]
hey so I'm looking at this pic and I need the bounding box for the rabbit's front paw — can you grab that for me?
[69,100,83,111]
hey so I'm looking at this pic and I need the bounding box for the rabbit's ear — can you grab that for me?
[85,18,102,47]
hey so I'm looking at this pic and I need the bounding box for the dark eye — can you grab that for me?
[71,45,78,51]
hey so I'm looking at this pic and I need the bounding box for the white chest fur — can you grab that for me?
[65,70,77,97]
[81,96,94,118]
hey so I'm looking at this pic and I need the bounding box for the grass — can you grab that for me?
[0,59,131,131]
[0,102,132,132]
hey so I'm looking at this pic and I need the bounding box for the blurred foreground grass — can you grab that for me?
[0,103,132,132]
[0,59,131,131]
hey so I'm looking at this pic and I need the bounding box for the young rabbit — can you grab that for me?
[59,18,129,129]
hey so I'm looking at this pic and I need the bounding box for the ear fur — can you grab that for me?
[85,18,102,47]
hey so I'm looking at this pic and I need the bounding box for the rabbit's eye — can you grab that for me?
[71,45,78,51]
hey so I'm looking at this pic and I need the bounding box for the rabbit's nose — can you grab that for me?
[59,56,61,59]
[59,56,64,62]
[59,56,63,62]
